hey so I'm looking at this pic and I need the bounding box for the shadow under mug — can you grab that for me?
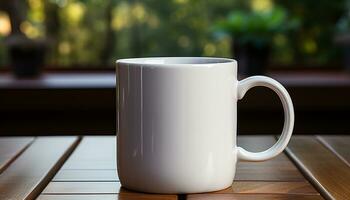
[116,57,294,194]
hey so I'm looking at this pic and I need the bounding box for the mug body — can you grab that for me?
[117,57,238,193]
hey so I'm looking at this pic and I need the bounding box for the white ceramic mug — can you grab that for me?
[116,57,294,194]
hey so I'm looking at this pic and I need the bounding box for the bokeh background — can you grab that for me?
[0,0,349,71]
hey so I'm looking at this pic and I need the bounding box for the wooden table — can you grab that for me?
[0,135,349,200]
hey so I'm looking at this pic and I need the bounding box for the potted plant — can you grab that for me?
[5,34,47,78]
[215,6,299,75]
[1,0,47,78]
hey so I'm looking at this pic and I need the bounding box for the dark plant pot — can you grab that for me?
[232,42,270,76]
[341,47,350,72]
[8,44,46,78]
[333,34,350,72]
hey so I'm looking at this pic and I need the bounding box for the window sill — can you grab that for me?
[1,71,349,89]
[0,71,349,135]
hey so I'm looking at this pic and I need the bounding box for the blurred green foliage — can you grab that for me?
[336,0,350,34]
[215,6,300,47]
[0,0,347,68]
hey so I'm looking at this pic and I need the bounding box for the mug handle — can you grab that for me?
[237,76,294,161]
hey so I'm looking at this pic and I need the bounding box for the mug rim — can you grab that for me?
[116,57,236,67]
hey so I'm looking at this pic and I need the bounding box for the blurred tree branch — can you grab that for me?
[45,1,60,65]
[100,0,116,65]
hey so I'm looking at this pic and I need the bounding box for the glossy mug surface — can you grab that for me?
[116,57,294,194]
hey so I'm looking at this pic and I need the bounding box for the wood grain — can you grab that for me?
[37,195,118,200]
[286,136,350,200]
[42,182,123,194]
[42,182,177,199]
[53,169,118,182]
[61,136,116,170]
[218,181,318,194]
[0,137,34,173]
[187,194,323,200]
[317,135,350,167]
[37,194,177,200]
[0,137,80,200]
[236,136,304,181]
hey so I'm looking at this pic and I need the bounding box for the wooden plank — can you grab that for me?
[0,137,34,173]
[42,182,177,199]
[236,136,304,181]
[0,137,80,200]
[188,194,323,200]
[286,136,350,200]
[53,169,118,182]
[43,182,123,194]
[37,194,177,200]
[61,136,116,170]
[218,181,318,194]
[317,135,350,167]
[54,136,117,182]
[37,195,117,200]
